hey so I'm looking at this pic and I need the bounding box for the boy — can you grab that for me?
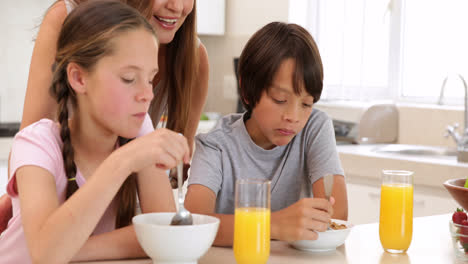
[185,22,348,246]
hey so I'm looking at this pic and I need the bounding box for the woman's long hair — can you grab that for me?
[151,1,199,135]
[49,0,157,228]
[69,0,153,18]
[69,0,199,135]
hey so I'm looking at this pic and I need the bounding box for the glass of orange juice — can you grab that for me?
[234,178,271,264]
[379,170,414,253]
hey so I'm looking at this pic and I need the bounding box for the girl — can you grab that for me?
[0,1,190,263]
[21,0,209,186]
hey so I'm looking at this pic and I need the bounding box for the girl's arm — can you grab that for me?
[184,43,209,153]
[71,167,176,262]
[311,175,348,220]
[17,155,131,264]
[17,129,190,264]
[21,1,67,129]
[0,194,12,234]
[137,162,176,213]
[72,225,144,261]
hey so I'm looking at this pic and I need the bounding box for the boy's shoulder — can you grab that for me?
[299,108,333,139]
[195,113,244,147]
[306,108,331,128]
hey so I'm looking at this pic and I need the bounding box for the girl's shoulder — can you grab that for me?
[9,119,64,194]
[15,119,61,146]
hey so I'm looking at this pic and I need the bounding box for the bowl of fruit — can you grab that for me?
[444,178,468,212]
[450,208,468,261]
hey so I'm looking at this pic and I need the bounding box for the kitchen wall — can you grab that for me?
[0,0,54,123]
[0,0,288,122]
[200,0,289,115]
[1,0,465,149]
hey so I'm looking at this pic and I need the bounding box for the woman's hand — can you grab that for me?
[271,197,334,242]
[0,194,12,234]
[118,128,190,174]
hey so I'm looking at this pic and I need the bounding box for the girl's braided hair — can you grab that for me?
[50,0,157,228]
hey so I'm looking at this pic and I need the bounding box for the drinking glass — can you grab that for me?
[379,170,414,253]
[233,178,271,264]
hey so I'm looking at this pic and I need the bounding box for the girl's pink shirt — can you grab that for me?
[0,114,153,263]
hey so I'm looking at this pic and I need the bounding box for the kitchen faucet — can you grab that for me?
[438,74,468,162]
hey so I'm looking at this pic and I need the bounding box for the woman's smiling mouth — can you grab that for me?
[153,16,178,29]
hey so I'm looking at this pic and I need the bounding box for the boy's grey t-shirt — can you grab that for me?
[188,109,344,214]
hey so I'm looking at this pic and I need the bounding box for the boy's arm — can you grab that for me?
[185,184,334,245]
[185,184,234,246]
[311,175,348,220]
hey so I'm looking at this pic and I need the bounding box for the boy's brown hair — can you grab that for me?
[238,22,323,112]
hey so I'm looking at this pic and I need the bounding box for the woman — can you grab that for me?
[22,0,208,155]
[21,0,208,186]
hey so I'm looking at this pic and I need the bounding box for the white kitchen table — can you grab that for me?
[75,213,460,264]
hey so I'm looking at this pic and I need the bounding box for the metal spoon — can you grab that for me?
[323,173,334,230]
[170,162,193,225]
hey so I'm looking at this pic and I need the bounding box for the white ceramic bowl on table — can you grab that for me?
[133,212,220,264]
[289,219,352,252]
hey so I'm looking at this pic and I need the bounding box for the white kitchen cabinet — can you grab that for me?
[347,181,458,225]
[196,0,225,35]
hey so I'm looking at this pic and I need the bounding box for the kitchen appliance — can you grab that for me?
[317,102,399,144]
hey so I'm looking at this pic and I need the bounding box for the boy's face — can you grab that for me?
[245,58,314,150]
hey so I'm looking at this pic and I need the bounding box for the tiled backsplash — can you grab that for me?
[317,101,464,148]
[398,104,463,147]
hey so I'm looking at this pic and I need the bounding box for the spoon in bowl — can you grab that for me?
[170,162,193,226]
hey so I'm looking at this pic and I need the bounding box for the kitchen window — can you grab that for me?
[289,0,468,105]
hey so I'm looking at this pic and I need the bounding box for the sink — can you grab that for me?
[372,144,457,157]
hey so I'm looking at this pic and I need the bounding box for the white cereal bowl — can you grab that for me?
[133,212,220,264]
[289,219,352,252]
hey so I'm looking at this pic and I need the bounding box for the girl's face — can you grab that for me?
[245,58,315,150]
[149,0,194,44]
[83,28,158,138]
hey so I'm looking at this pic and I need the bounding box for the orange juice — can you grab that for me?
[234,207,270,264]
[379,183,413,252]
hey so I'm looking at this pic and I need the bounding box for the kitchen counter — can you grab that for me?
[74,213,456,264]
[337,144,468,189]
